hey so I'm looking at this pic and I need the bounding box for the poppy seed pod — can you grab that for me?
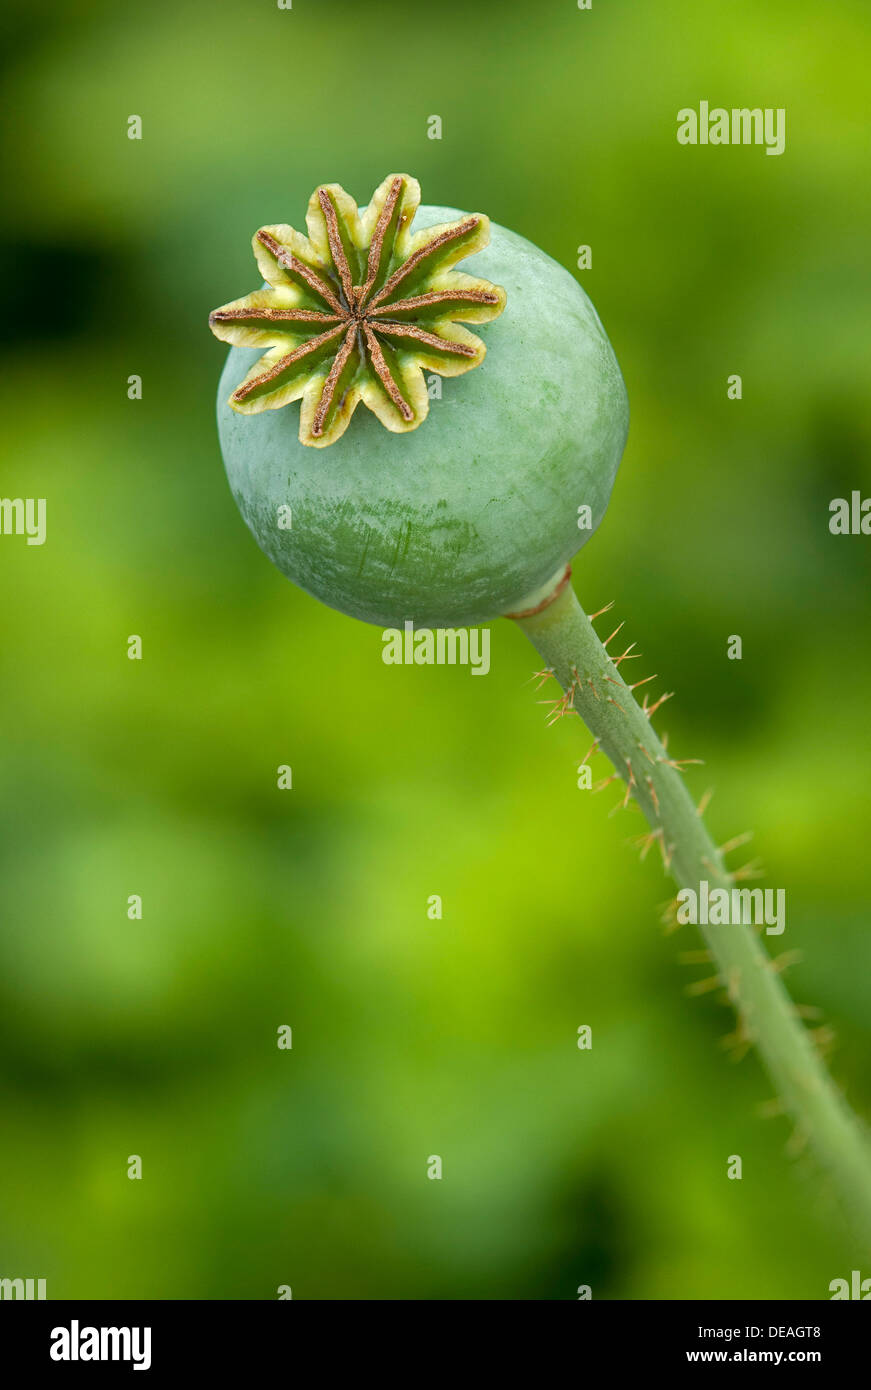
[212,175,628,628]
[208,177,871,1252]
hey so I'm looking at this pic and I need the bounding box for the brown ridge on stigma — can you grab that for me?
[356,175,404,308]
[255,230,346,315]
[317,190,357,309]
[211,307,342,326]
[232,323,346,402]
[367,217,481,310]
[362,324,414,420]
[311,324,358,436]
[374,322,477,356]
[369,288,499,316]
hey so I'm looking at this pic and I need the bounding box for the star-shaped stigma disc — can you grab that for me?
[209,174,507,447]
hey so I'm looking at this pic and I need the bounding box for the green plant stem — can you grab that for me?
[511,578,871,1248]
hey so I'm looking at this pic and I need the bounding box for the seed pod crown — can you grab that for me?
[209,174,507,448]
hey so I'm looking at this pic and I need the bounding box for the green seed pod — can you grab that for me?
[209,176,871,1246]
[212,175,628,627]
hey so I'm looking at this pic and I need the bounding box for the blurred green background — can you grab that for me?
[1,0,869,1300]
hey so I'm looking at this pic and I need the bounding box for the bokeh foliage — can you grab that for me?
[0,0,869,1298]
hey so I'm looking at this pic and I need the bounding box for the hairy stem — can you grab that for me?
[511,576,871,1249]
